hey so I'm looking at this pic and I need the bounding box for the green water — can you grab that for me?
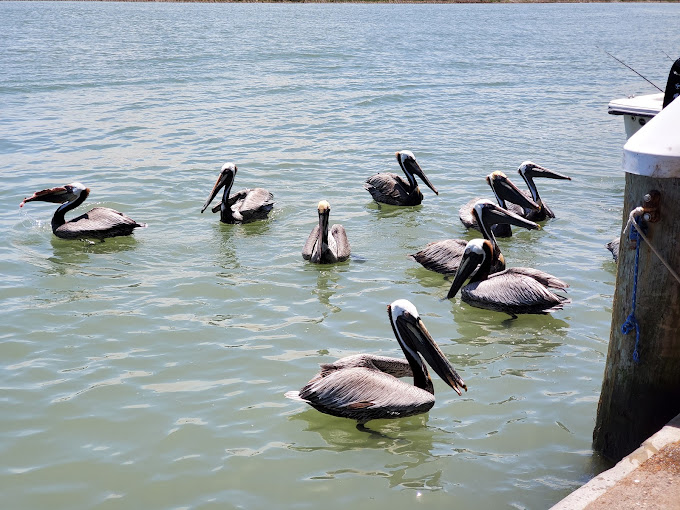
[2,2,679,508]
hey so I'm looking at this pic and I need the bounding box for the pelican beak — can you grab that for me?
[391,308,466,395]
[19,185,81,207]
[446,247,484,300]
[488,174,539,211]
[480,203,541,231]
[523,164,571,181]
[401,154,438,195]
[201,170,234,213]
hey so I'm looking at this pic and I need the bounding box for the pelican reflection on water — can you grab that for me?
[302,200,351,264]
[201,162,274,224]
[410,199,540,276]
[285,299,466,428]
[20,182,146,241]
[446,238,570,318]
[365,151,438,206]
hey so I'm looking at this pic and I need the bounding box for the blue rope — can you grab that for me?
[621,221,642,363]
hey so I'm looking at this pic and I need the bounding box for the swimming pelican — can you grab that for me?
[410,199,540,276]
[302,200,351,263]
[459,171,540,237]
[20,182,146,240]
[285,299,466,427]
[505,161,571,221]
[606,238,620,263]
[446,238,570,317]
[364,151,438,206]
[201,163,274,223]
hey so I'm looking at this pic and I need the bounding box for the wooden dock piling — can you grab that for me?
[593,98,680,462]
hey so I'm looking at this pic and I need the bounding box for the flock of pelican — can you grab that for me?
[19,151,572,428]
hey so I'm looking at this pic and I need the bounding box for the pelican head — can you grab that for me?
[518,161,571,182]
[446,239,492,300]
[317,200,330,215]
[387,299,466,395]
[471,199,540,239]
[20,182,89,208]
[201,163,237,214]
[395,150,438,195]
[486,171,539,211]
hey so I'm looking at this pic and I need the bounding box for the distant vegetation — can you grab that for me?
[76,0,673,4]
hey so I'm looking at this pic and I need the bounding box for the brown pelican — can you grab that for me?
[302,200,351,263]
[285,299,466,427]
[410,199,540,276]
[459,171,540,238]
[201,162,274,223]
[364,151,438,206]
[606,238,620,263]
[446,238,570,317]
[505,161,571,222]
[19,182,146,240]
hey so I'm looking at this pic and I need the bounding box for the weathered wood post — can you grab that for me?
[593,97,680,461]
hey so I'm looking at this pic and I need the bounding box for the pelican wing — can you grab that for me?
[606,238,620,263]
[230,188,274,222]
[330,224,351,261]
[464,272,570,314]
[298,367,434,422]
[319,354,412,379]
[497,267,569,290]
[503,192,531,216]
[458,197,483,229]
[56,207,146,240]
[302,225,320,260]
[409,238,469,275]
[364,173,413,205]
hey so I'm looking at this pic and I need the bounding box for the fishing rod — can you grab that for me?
[600,48,664,92]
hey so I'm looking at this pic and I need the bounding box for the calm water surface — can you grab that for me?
[2,2,679,509]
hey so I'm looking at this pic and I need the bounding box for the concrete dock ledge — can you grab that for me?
[551,413,680,509]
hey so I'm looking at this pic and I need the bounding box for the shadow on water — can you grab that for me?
[211,217,275,270]
[450,302,570,354]
[211,224,240,272]
[299,259,353,311]
[287,411,454,490]
[365,200,424,221]
[288,409,435,451]
[40,236,139,274]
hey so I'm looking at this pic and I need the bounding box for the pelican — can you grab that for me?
[410,199,540,276]
[302,200,351,263]
[446,238,570,317]
[201,163,274,223]
[505,161,571,222]
[364,151,438,206]
[19,182,146,240]
[459,171,540,238]
[606,238,620,263]
[285,299,466,427]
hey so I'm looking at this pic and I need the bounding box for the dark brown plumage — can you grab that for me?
[446,238,570,317]
[410,200,540,275]
[364,151,438,206]
[20,182,146,240]
[285,299,466,427]
[459,171,539,238]
[302,200,351,263]
[201,162,274,224]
